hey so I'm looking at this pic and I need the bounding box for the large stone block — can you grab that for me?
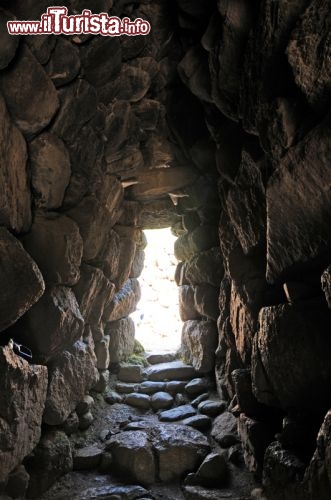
[74,264,115,328]
[194,284,219,321]
[266,117,331,283]
[0,45,59,136]
[175,226,219,261]
[254,299,331,410]
[51,79,98,144]
[182,320,218,373]
[45,37,80,87]
[287,0,331,113]
[104,279,140,322]
[0,94,31,233]
[68,176,123,261]
[14,286,84,363]
[0,228,44,333]
[226,151,265,255]
[179,285,200,321]
[29,132,71,210]
[43,341,98,425]
[106,317,135,364]
[25,431,72,499]
[0,346,48,483]
[0,8,20,70]
[106,431,156,486]
[23,213,83,286]
[185,248,224,287]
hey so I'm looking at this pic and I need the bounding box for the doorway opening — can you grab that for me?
[131,227,182,354]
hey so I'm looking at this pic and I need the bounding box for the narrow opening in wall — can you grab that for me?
[131,227,182,354]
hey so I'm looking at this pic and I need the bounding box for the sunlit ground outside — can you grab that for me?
[131,228,182,354]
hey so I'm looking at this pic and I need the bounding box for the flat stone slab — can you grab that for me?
[125,393,150,410]
[198,400,227,417]
[118,364,144,383]
[144,361,196,382]
[116,382,138,394]
[137,381,166,395]
[182,415,212,431]
[159,404,196,422]
[145,352,176,365]
[150,392,174,411]
[77,485,150,499]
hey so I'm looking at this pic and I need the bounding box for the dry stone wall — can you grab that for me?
[0,0,330,498]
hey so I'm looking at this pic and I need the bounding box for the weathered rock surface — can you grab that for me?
[0,46,59,136]
[26,431,72,499]
[0,94,31,232]
[106,431,156,486]
[144,361,196,381]
[0,346,48,483]
[266,118,331,282]
[43,341,98,425]
[14,286,84,363]
[254,300,331,410]
[29,132,71,210]
[211,412,239,447]
[0,228,44,332]
[287,0,331,113]
[182,320,218,373]
[159,405,196,422]
[107,317,136,363]
[23,213,83,286]
[73,445,102,471]
[0,9,20,70]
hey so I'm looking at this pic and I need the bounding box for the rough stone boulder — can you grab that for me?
[182,320,218,373]
[254,299,331,410]
[99,64,151,105]
[179,285,200,321]
[304,410,331,500]
[29,132,71,210]
[0,346,48,483]
[106,430,156,486]
[43,341,98,425]
[175,226,219,262]
[144,361,197,381]
[106,317,135,364]
[68,176,123,262]
[287,0,331,113]
[194,284,219,321]
[0,45,59,136]
[0,93,31,233]
[25,430,72,499]
[45,37,80,87]
[81,36,122,88]
[154,423,210,482]
[0,9,20,70]
[13,286,84,363]
[266,117,331,282]
[104,279,140,322]
[23,213,83,286]
[0,228,44,332]
[51,78,98,144]
[185,247,224,286]
[226,151,265,255]
[74,264,115,333]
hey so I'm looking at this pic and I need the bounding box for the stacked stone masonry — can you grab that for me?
[0,0,330,499]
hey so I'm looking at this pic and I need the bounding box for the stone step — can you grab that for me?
[159,404,196,422]
[145,352,176,365]
[143,361,197,382]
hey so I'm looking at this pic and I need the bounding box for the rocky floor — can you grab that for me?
[40,354,258,500]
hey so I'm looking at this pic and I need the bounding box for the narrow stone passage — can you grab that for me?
[40,353,256,500]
